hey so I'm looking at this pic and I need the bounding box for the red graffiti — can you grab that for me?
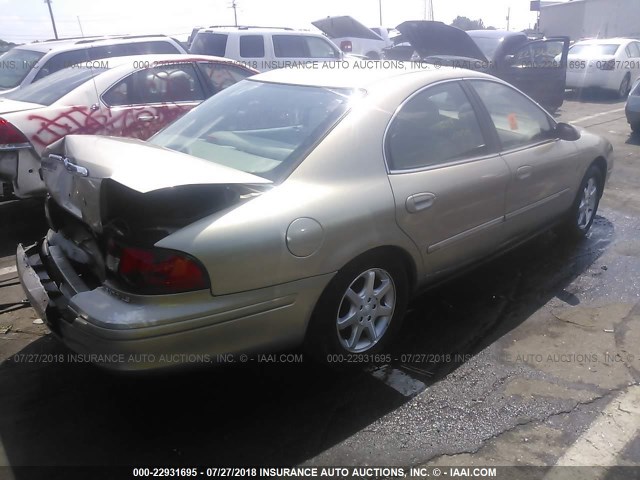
[27,103,193,148]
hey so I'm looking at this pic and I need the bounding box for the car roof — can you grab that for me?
[467,29,527,40]
[251,62,495,90]
[196,27,322,36]
[15,35,177,54]
[573,38,636,45]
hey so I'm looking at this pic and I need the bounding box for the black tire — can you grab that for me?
[365,51,380,60]
[562,165,603,240]
[631,122,640,135]
[618,74,631,99]
[305,251,408,363]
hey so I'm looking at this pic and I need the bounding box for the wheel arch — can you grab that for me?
[337,245,418,292]
[590,156,608,197]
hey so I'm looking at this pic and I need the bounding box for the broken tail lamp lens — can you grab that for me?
[340,41,353,53]
[0,118,29,147]
[110,244,210,294]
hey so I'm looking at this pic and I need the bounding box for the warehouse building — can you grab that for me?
[539,0,640,40]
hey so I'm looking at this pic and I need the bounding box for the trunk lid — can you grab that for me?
[0,98,44,114]
[42,134,271,235]
[395,20,488,62]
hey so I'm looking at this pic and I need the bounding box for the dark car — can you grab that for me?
[384,21,570,111]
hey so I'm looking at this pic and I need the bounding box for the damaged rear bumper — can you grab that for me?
[17,240,333,372]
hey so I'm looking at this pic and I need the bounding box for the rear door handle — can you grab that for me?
[406,193,436,213]
[136,114,158,122]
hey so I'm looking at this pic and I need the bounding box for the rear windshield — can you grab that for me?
[3,66,107,106]
[190,33,228,56]
[0,48,44,89]
[569,44,620,56]
[150,80,355,182]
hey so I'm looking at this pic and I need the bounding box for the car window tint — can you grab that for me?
[470,80,553,150]
[273,35,308,58]
[386,82,487,170]
[513,40,563,68]
[190,33,228,56]
[33,49,92,81]
[103,63,205,106]
[306,37,340,58]
[197,62,253,92]
[239,35,265,58]
[629,42,640,58]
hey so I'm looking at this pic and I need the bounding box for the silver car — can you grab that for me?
[17,65,614,371]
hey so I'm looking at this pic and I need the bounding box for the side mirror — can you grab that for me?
[555,122,581,141]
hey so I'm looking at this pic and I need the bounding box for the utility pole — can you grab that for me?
[231,0,238,27]
[506,7,511,31]
[44,0,59,39]
[378,0,382,26]
[428,0,434,21]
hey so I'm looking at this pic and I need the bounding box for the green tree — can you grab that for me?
[450,16,493,31]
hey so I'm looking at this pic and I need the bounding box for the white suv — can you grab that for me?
[0,35,186,95]
[189,26,343,71]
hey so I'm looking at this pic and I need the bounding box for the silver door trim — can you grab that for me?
[427,216,504,254]
[505,188,571,221]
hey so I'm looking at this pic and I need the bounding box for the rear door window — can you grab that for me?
[103,63,205,106]
[273,35,339,58]
[197,62,253,92]
[386,82,488,170]
[239,35,265,58]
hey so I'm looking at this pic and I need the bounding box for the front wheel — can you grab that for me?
[305,253,408,362]
[562,165,603,239]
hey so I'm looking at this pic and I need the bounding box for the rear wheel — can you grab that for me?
[305,252,408,362]
[562,165,603,239]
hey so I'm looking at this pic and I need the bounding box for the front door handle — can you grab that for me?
[516,165,533,180]
[406,193,436,213]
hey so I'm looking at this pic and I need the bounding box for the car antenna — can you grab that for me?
[86,45,104,117]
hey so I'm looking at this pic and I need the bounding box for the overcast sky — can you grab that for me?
[1,0,550,44]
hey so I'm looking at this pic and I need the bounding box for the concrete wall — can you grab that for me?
[540,0,640,40]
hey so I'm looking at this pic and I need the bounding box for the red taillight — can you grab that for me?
[0,118,29,145]
[110,245,210,294]
[340,40,353,53]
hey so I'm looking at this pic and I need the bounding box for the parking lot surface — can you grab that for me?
[0,92,639,476]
